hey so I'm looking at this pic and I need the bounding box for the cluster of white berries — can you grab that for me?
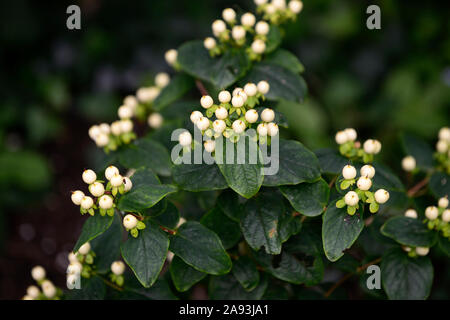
[23,266,59,300]
[71,166,132,216]
[66,242,95,289]
[122,213,146,238]
[205,9,273,60]
[435,127,450,174]
[401,155,416,172]
[110,260,126,286]
[336,164,390,215]
[179,82,277,153]
[402,245,431,257]
[254,0,304,25]
[335,128,382,163]
[423,196,450,238]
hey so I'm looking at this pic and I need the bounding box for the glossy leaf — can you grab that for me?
[200,206,241,249]
[169,255,207,292]
[73,214,114,252]
[381,216,437,247]
[153,73,194,111]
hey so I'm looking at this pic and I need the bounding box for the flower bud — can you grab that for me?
[155,72,170,88]
[111,261,126,276]
[123,214,138,230]
[200,95,214,109]
[374,189,389,204]
[357,176,372,191]
[89,182,105,197]
[190,111,203,124]
[148,113,163,129]
[78,242,91,255]
[99,195,114,209]
[31,266,46,281]
[360,165,375,179]
[255,21,270,35]
[245,109,259,123]
[218,90,231,103]
[342,165,357,180]
[257,81,270,94]
[71,191,85,206]
[404,209,418,219]
[165,49,178,66]
[344,191,359,206]
[82,169,97,184]
[261,108,275,122]
[425,206,439,220]
[232,120,246,134]
[213,120,226,133]
[215,107,228,120]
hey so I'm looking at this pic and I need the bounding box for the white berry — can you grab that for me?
[204,140,216,153]
[425,206,439,220]
[231,95,245,108]
[261,108,275,122]
[257,123,268,136]
[415,247,429,256]
[71,191,85,206]
[273,0,286,10]
[31,266,46,281]
[88,125,101,140]
[218,90,231,103]
[80,196,94,210]
[99,123,110,134]
[27,286,40,299]
[265,3,276,14]
[438,127,450,142]
[215,107,228,120]
[357,176,372,191]
[123,95,138,110]
[244,83,258,97]
[123,177,133,192]
[148,113,163,129]
[190,111,203,124]
[267,122,279,137]
[232,25,246,41]
[257,81,270,94]
[360,165,375,179]
[120,119,134,133]
[111,261,126,276]
[78,242,91,255]
[196,117,210,131]
[200,95,214,109]
[401,156,416,172]
[165,49,178,66]
[232,120,246,134]
[118,105,133,119]
[41,280,56,299]
[251,39,266,54]
[123,214,138,230]
[442,209,450,222]
[335,131,348,145]
[436,140,448,153]
[363,139,377,154]
[110,121,122,136]
[110,174,124,187]
[374,189,389,204]
[241,13,256,27]
[245,109,259,123]
[344,128,357,141]
[179,131,192,147]
[89,182,105,197]
[404,209,418,219]
[222,8,236,23]
[67,262,82,275]
[95,133,110,147]
[204,37,216,50]
[155,72,170,88]
[99,195,114,209]
[289,0,303,14]
[438,197,448,208]
[255,21,270,35]
[255,0,268,5]
[105,166,119,181]
[344,191,359,206]
[212,19,227,36]
[82,169,97,184]
[342,165,357,180]
[213,120,226,133]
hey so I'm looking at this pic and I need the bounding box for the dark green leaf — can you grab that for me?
[153,73,194,111]
[169,255,207,292]
[73,214,114,252]
[117,184,177,213]
[169,221,232,275]
[265,25,282,54]
[152,201,180,229]
[263,139,321,187]
[284,221,323,255]
[381,216,437,247]
[172,162,228,192]
[280,179,330,217]
[66,276,106,300]
[200,206,241,249]
[429,172,450,198]
[217,189,245,222]
[209,273,268,300]
[278,211,302,243]
[120,222,169,287]
[264,48,304,74]
[232,256,260,291]
[130,167,161,188]
[438,236,450,257]
[121,276,178,300]
[381,248,433,300]
[322,199,364,262]
[314,148,349,175]
[400,133,434,169]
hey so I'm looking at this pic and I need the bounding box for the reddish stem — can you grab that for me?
[195,79,209,96]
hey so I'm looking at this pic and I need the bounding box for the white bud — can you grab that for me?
[88,125,101,140]
[110,174,124,187]
[442,209,450,222]
[232,25,246,41]
[342,165,357,180]
[231,95,245,107]
[244,83,258,97]
[436,140,448,153]
[425,206,439,220]
[99,195,114,209]
[71,190,85,206]
[273,0,286,9]
[245,109,259,123]
[401,156,416,172]
[68,252,78,263]
[357,176,372,191]
[41,280,56,299]
[148,113,163,129]
[404,209,418,219]
[200,95,214,109]
[241,13,256,27]
[267,122,279,137]
[123,177,133,192]
[213,120,226,133]
[363,139,377,154]
[218,90,231,103]
[255,21,270,35]
[265,3,276,14]
[111,261,126,276]
[374,189,389,204]
[118,105,133,119]
[255,0,268,5]
[80,196,94,210]
[105,166,119,181]
[438,127,450,142]
[438,197,448,208]
[120,119,134,133]
[289,0,303,14]
[123,95,138,110]
[99,123,110,134]
[31,266,46,281]
[212,19,227,36]
[196,117,211,131]
[67,263,82,275]
[261,108,275,122]
[155,72,170,88]
[89,182,105,197]
[257,123,268,136]
[257,80,270,94]
[222,8,236,22]
[136,86,160,103]
[232,120,246,134]
[189,111,203,125]
[203,37,216,50]
[215,107,228,120]
[251,39,266,54]
[344,128,357,141]
[335,131,348,145]
[82,169,97,184]
[232,87,243,96]
[360,165,375,179]
[179,131,192,147]
[123,214,138,230]
[110,121,123,136]
[415,247,429,256]
[95,133,109,147]
[373,140,382,154]
[165,49,178,66]
[78,242,91,255]
[27,286,40,299]
[344,191,359,206]
[204,140,216,153]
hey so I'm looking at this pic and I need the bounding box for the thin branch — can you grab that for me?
[195,79,209,96]
[159,225,176,235]
[407,176,430,197]
[328,175,338,188]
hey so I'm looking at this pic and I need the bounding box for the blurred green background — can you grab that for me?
[0,0,448,299]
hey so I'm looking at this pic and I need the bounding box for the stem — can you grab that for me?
[407,176,430,197]
[93,273,123,292]
[328,175,337,188]
[159,225,176,235]
[195,79,209,96]
[324,257,381,298]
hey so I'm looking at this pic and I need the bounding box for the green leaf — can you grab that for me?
[153,73,194,111]
[177,40,250,88]
[284,221,323,256]
[240,192,284,254]
[429,172,450,199]
[217,189,245,222]
[73,214,114,252]
[265,25,282,54]
[381,248,433,300]
[314,148,349,175]
[400,133,434,169]
[129,167,161,188]
[263,139,321,187]
[240,62,307,102]
[438,236,450,257]
[200,206,241,249]
[280,179,330,217]
[172,162,228,192]
[215,137,264,199]
[322,199,364,262]
[232,256,260,292]
[90,214,122,273]
[118,138,172,176]
[120,222,169,287]
[151,201,180,229]
[264,48,304,74]
[117,184,177,213]
[278,211,303,243]
[66,276,106,300]
[169,221,232,275]
[209,273,268,300]
[121,275,178,300]
[169,255,207,292]
[380,216,437,247]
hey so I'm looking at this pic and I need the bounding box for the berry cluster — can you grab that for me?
[23,266,60,300]
[110,260,126,286]
[66,242,95,289]
[435,126,450,174]
[335,128,382,163]
[336,164,390,215]
[122,213,146,238]
[71,166,132,216]
[88,73,169,152]
[178,82,278,153]
[402,245,431,258]
[423,197,450,238]
[255,0,304,25]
